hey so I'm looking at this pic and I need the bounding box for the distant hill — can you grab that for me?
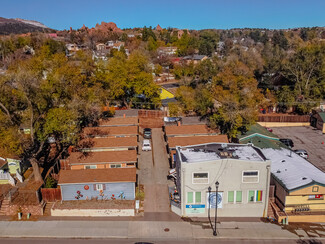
[0,17,53,35]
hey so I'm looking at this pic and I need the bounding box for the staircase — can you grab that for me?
[0,199,10,215]
[43,202,54,216]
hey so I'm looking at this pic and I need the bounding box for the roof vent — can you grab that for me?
[281,160,286,163]
[302,177,307,180]
[247,143,253,146]
[276,170,281,173]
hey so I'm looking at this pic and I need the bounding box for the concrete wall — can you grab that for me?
[51,208,134,217]
[257,122,310,127]
[179,158,271,218]
[61,182,135,201]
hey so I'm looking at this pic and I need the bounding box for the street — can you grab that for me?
[0,238,323,244]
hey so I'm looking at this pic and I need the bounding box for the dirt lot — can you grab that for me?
[271,126,325,172]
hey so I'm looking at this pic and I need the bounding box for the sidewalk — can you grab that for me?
[0,220,324,240]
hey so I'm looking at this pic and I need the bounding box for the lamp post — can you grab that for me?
[214,181,219,236]
[208,181,219,236]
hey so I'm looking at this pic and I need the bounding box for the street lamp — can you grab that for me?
[214,181,219,236]
[208,181,219,236]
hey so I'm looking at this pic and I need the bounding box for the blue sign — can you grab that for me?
[186,204,205,208]
[186,204,206,214]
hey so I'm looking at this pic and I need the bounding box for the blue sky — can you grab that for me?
[1,0,325,30]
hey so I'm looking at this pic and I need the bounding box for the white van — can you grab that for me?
[142,139,152,151]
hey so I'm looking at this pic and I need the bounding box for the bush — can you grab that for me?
[44,177,57,188]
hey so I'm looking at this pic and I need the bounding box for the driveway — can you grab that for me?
[138,128,177,220]
[270,126,325,172]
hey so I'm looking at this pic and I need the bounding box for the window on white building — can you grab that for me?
[227,191,242,203]
[248,190,263,202]
[242,171,259,183]
[187,192,202,204]
[192,173,209,184]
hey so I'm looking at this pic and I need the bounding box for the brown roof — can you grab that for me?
[98,117,138,126]
[68,150,137,164]
[168,135,229,148]
[165,124,219,136]
[78,136,138,149]
[58,168,136,184]
[83,126,138,137]
[0,158,7,168]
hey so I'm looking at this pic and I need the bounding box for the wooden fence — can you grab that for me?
[258,114,310,123]
[41,188,61,202]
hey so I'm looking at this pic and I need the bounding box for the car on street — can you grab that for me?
[143,128,152,139]
[142,139,152,151]
[279,138,294,148]
[294,149,309,159]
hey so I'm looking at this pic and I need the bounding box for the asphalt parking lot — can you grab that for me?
[270,126,325,172]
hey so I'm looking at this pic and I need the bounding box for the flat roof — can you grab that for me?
[58,168,136,185]
[98,117,138,127]
[165,124,219,136]
[177,143,266,164]
[168,135,228,148]
[262,148,325,191]
[67,150,137,164]
[83,126,138,137]
[78,137,138,149]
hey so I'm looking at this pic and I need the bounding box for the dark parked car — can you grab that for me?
[143,128,152,139]
[280,138,294,148]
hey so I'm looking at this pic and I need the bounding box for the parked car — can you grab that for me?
[294,149,309,159]
[279,138,294,148]
[142,139,152,151]
[143,128,152,139]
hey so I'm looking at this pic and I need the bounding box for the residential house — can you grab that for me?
[262,148,325,223]
[237,124,287,149]
[98,117,138,127]
[83,126,138,138]
[157,47,178,56]
[173,143,271,218]
[58,168,136,201]
[60,150,138,170]
[311,110,325,133]
[0,157,22,185]
[66,43,79,52]
[165,124,219,137]
[78,136,138,152]
[182,55,208,65]
[159,87,175,100]
[96,43,106,51]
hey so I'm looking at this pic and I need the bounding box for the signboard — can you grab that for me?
[186,204,205,214]
[206,192,223,209]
